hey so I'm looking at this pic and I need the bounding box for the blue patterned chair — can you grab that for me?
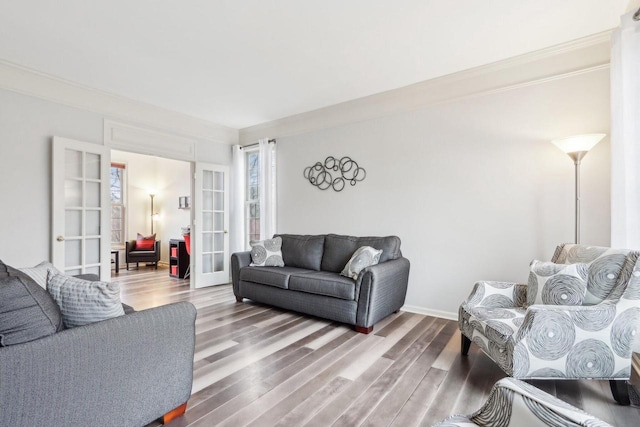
[458,244,640,405]
[434,378,612,426]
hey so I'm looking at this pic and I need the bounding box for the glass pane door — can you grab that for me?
[52,138,110,279]
[195,163,229,287]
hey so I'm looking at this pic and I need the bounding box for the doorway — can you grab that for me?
[110,150,192,280]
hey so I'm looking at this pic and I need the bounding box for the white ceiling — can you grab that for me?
[0,1,635,129]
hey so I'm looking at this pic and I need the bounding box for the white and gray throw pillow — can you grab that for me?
[341,246,383,280]
[250,236,285,267]
[528,260,589,306]
[46,272,125,328]
[18,261,64,289]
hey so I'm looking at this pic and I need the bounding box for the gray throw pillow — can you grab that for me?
[0,261,65,346]
[528,260,589,306]
[47,272,125,328]
[250,236,285,267]
[18,261,64,289]
[340,246,383,280]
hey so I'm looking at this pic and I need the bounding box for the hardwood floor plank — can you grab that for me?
[272,376,352,427]
[361,322,458,427]
[112,269,640,427]
[304,358,394,427]
[388,368,448,427]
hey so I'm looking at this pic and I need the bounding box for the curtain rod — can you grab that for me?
[240,139,276,149]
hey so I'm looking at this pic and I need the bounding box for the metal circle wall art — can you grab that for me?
[303,156,366,192]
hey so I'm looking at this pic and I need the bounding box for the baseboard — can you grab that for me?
[158,261,170,267]
[401,305,457,321]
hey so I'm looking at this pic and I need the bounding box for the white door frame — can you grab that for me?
[52,137,111,280]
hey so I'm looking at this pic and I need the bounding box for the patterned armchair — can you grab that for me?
[458,244,640,405]
[434,378,612,426]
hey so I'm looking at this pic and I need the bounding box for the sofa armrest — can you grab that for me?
[465,280,526,308]
[231,251,252,295]
[0,301,196,426]
[356,257,410,328]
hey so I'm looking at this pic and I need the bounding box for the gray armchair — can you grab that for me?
[459,244,640,405]
[126,239,161,270]
[0,301,196,426]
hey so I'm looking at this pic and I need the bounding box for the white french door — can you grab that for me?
[52,137,111,280]
[194,163,230,287]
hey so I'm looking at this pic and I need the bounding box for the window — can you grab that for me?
[246,150,260,246]
[110,163,126,247]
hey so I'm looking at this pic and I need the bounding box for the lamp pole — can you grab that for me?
[568,152,587,244]
[150,194,155,235]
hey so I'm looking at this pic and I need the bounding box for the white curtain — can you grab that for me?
[259,138,277,240]
[611,10,640,249]
[230,145,246,254]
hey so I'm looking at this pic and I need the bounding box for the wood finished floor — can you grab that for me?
[113,266,640,427]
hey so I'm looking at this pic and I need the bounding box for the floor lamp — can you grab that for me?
[149,194,159,235]
[551,134,606,244]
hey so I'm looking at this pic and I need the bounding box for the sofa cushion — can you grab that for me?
[136,233,156,250]
[289,271,356,300]
[18,260,64,288]
[240,266,313,289]
[0,260,64,346]
[275,234,325,271]
[555,244,629,304]
[341,246,383,280]
[528,260,588,306]
[321,234,402,273]
[250,236,285,267]
[47,273,125,328]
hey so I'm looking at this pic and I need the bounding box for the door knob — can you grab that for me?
[56,236,65,242]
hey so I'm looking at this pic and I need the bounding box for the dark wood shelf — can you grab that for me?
[169,239,190,279]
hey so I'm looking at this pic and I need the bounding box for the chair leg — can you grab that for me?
[235,295,243,303]
[461,334,471,356]
[610,380,631,405]
[126,263,129,271]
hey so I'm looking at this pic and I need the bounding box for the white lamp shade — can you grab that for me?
[551,134,606,154]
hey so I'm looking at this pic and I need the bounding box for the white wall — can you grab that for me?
[0,88,233,268]
[276,68,611,317]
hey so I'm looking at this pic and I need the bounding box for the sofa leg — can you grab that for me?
[159,402,187,424]
[610,380,631,405]
[461,335,471,356]
[126,263,129,271]
[235,296,243,303]
[355,325,373,334]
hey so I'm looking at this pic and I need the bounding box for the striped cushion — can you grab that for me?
[46,273,125,328]
[18,261,64,289]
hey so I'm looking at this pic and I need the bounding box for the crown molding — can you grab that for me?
[240,31,612,144]
[0,59,238,145]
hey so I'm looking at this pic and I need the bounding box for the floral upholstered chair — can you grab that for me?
[458,244,640,405]
[433,378,612,426]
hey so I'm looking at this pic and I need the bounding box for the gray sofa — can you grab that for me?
[231,234,410,333]
[0,270,196,426]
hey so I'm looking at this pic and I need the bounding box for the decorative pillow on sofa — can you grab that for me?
[250,236,285,267]
[341,246,383,280]
[0,260,65,346]
[18,261,64,289]
[527,260,589,306]
[136,233,156,250]
[47,272,125,328]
